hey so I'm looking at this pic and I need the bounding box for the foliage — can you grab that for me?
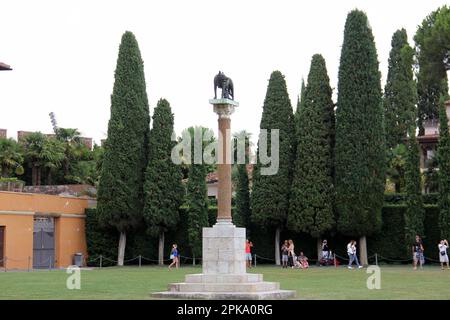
[335,10,385,236]
[143,98,184,236]
[251,71,295,229]
[288,54,335,237]
[437,97,450,239]
[97,31,150,234]
[404,128,425,243]
[186,163,209,257]
[0,137,24,177]
[414,6,449,135]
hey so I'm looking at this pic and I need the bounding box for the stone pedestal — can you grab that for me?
[152,98,296,300]
[152,222,296,299]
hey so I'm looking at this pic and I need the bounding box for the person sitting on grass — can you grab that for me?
[438,239,449,270]
[298,251,309,269]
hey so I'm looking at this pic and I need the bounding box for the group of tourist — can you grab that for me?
[413,235,449,270]
[167,235,449,270]
[280,240,309,269]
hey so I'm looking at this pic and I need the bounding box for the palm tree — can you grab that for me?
[55,128,90,180]
[0,138,24,177]
[41,138,65,185]
[22,132,46,185]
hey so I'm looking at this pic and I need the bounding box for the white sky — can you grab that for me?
[0,0,448,146]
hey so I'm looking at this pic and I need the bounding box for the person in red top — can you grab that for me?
[245,239,253,268]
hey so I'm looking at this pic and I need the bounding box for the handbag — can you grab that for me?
[170,254,174,259]
[440,251,446,256]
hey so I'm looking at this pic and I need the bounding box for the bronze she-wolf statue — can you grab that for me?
[214,71,234,100]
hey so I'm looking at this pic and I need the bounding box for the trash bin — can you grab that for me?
[73,253,83,267]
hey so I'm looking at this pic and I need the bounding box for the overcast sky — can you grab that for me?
[0,0,448,146]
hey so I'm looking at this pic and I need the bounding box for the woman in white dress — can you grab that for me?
[438,239,449,270]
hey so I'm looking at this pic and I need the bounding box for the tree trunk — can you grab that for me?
[317,237,323,263]
[47,169,52,185]
[117,231,126,266]
[37,167,41,186]
[275,227,281,266]
[32,166,37,186]
[158,231,165,266]
[193,253,196,266]
[1,166,7,178]
[64,160,69,178]
[359,236,368,266]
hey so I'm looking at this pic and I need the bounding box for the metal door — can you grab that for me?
[33,217,55,269]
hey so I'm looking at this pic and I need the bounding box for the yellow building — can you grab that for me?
[0,191,91,270]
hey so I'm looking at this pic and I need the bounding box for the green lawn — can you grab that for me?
[0,265,449,300]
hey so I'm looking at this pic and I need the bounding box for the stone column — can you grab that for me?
[211,99,237,223]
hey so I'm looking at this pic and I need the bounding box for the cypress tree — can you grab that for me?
[288,54,335,259]
[294,78,306,131]
[234,164,251,228]
[404,126,424,245]
[186,162,209,263]
[251,71,295,265]
[384,29,417,149]
[97,31,150,266]
[143,99,183,266]
[233,131,251,229]
[438,97,450,240]
[335,10,385,265]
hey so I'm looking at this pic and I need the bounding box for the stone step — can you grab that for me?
[152,289,296,300]
[168,281,280,293]
[185,273,263,283]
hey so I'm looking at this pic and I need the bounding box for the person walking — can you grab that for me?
[245,239,253,268]
[438,239,449,270]
[281,240,289,269]
[168,244,179,269]
[412,235,425,270]
[288,239,295,269]
[347,240,362,269]
[322,239,330,260]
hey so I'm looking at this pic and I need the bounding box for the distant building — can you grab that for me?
[206,164,253,199]
[0,129,6,139]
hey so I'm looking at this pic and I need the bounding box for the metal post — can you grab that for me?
[334,253,337,268]
[375,253,378,266]
[100,255,103,268]
[139,255,142,268]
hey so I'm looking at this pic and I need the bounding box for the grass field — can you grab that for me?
[1,265,449,300]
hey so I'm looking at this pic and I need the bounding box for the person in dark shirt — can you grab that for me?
[281,240,289,269]
[412,235,425,270]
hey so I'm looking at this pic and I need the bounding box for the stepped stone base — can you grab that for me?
[152,290,296,300]
[151,223,296,300]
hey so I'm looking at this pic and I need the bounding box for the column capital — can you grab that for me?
[209,99,238,119]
